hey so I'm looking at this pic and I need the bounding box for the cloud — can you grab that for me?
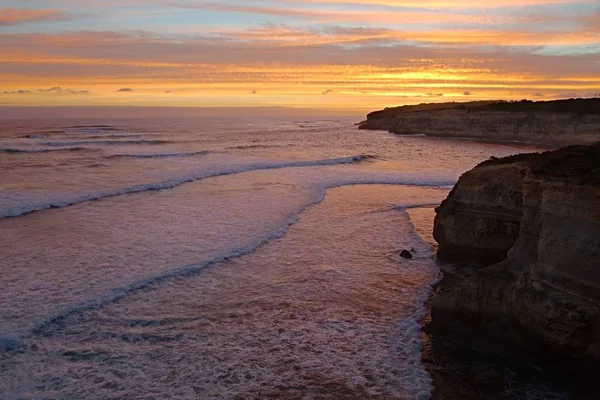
[151,1,481,25]
[578,12,600,33]
[3,90,31,94]
[277,0,593,8]
[3,87,89,95]
[148,0,598,27]
[0,8,72,26]
[36,87,90,94]
[0,15,598,107]
[251,90,257,94]
[2,30,598,87]
[556,92,584,99]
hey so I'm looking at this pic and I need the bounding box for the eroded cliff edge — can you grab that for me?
[359,98,600,146]
[430,142,600,371]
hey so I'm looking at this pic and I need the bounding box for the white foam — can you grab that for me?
[1,185,445,399]
[106,150,211,159]
[40,140,169,146]
[0,147,90,154]
[0,154,409,218]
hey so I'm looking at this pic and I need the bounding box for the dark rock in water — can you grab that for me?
[430,142,600,380]
[0,336,25,352]
[400,250,413,259]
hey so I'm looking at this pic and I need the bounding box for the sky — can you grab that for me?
[0,0,599,112]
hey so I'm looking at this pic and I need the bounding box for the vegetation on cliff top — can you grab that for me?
[480,141,600,184]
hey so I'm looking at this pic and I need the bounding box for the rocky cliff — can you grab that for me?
[359,98,600,146]
[430,142,600,370]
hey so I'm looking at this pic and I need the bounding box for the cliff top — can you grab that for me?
[366,98,600,120]
[479,142,600,185]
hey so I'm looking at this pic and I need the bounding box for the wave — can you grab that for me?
[0,154,381,218]
[106,150,211,159]
[398,203,441,210]
[64,125,117,131]
[1,147,91,154]
[227,144,282,150]
[22,194,326,341]
[41,140,170,146]
[20,130,65,138]
[299,125,325,129]
[85,134,148,139]
[390,211,440,399]
[1,182,446,350]
[21,127,126,139]
[0,196,325,348]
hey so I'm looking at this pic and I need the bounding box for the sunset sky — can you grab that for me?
[1,0,599,112]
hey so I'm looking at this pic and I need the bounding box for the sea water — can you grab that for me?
[0,116,543,399]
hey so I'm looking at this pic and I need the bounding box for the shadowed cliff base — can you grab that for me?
[424,142,600,399]
[360,98,600,146]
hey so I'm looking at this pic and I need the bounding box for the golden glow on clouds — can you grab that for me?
[0,8,66,26]
[0,1,599,109]
[288,0,597,7]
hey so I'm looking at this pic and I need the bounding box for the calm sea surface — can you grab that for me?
[0,116,543,399]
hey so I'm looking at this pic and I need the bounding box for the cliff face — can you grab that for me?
[431,143,600,365]
[359,99,600,145]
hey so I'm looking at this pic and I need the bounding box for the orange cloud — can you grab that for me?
[222,25,599,46]
[153,1,490,25]
[279,0,597,8]
[0,7,598,109]
[0,8,71,26]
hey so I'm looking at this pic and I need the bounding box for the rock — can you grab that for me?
[400,250,413,259]
[430,142,600,373]
[359,98,600,146]
[0,336,25,352]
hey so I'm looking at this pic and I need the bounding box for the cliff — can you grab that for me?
[430,142,600,370]
[359,98,600,146]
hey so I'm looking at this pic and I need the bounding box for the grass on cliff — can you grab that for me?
[480,142,600,184]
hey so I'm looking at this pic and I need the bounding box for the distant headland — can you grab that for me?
[359,98,600,146]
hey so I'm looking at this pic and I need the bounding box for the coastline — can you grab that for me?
[359,99,600,148]
[420,319,598,399]
[419,268,598,400]
[364,129,557,149]
[420,142,600,399]
[360,125,598,148]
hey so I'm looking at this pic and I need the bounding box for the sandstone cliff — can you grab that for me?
[360,98,600,146]
[430,142,600,370]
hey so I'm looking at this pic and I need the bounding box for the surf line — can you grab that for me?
[1,183,445,352]
[1,154,376,219]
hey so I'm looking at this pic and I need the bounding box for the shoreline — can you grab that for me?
[419,274,598,399]
[359,99,600,148]
[419,261,598,399]
[367,129,557,149]
[422,142,600,399]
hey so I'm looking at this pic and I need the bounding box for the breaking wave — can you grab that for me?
[40,140,170,146]
[1,154,387,218]
[1,147,91,154]
[1,184,442,354]
[227,144,283,150]
[106,150,211,159]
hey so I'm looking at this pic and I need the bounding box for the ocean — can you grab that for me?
[0,116,544,399]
